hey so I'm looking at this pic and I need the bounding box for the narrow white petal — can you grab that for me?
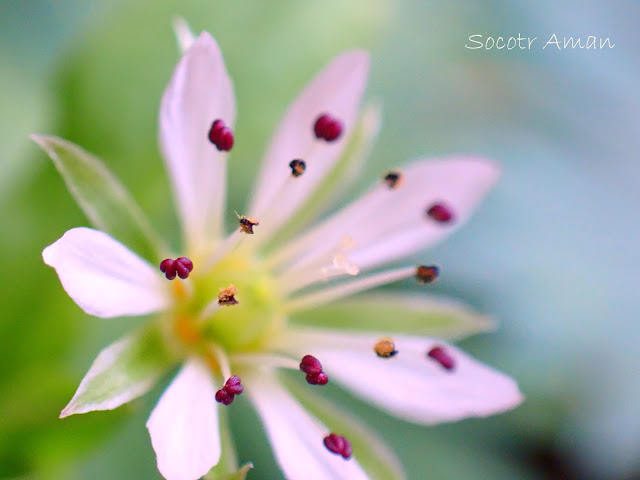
[42,227,168,318]
[160,32,235,255]
[246,372,369,480]
[276,157,500,274]
[248,51,370,240]
[283,330,523,425]
[147,359,221,480]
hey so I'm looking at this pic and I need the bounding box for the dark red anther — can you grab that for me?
[159,257,193,280]
[427,346,455,371]
[416,265,439,284]
[305,372,329,386]
[215,389,234,405]
[208,119,234,151]
[223,375,244,395]
[323,433,352,459]
[175,257,194,279]
[299,355,323,376]
[208,119,224,143]
[215,375,244,405]
[216,127,234,151]
[426,203,454,223]
[300,355,329,385]
[159,258,177,280]
[313,114,343,142]
[341,437,352,459]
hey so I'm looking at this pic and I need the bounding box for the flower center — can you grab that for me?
[168,250,284,354]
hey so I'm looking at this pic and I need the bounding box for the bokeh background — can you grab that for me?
[1,1,638,479]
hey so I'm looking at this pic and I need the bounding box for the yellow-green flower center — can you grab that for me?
[168,250,285,356]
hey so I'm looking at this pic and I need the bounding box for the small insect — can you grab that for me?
[374,337,398,358]
[289,159,306,177]
[383,170,403,189]
[236,213,259,234]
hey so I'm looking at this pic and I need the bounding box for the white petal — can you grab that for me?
[160,32,235,255]
[42,227,168,318]
[246,372,369,480]
[283,330,523,425]
[275,157,500,275]
[248,51,370,240]
[147,359,221,480]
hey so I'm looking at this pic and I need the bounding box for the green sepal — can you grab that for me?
[31,134,166,262]
[203,405,243,479]
[289,292,495,340]
[205,462,253,480]
[60,322,176,418]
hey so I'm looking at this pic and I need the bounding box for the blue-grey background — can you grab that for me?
[1,1,638,479]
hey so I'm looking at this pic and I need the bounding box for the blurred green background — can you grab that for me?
[1,0,638,479]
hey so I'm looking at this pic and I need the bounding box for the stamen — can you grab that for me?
[231,353,300,371]
[427,346,455,371]
[426,203,454,223]
[223,375,244,395]
[218,284,239,306]
[208,119,234,151]
[331,254,360,276]
[383,170,403,189]
[237,214,259,234]
[215,375,244,406]
[374,337,398,358]
[416,265,439,284]
[306,372,329,386]
[323,433,352,459]
[214,389,234,405]
[289,159,306,177]
[159,257,194,280]
[299,354,329,386]
[279,236,359,295]
[159,258,176,280]
[314,113,343,142]
[285,266,416,313]
[174,257,194,279]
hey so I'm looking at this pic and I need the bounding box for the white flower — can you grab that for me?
[34,23,523,480]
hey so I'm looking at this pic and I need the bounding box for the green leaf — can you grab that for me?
[205,462,253,480]
[283,375,406,480]
[31,134,166,262]
[289,292,495,340]
[60,323,176,417]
